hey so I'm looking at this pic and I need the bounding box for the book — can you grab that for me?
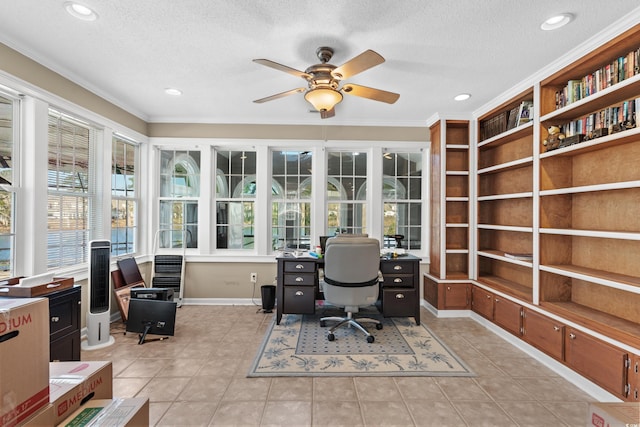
[504,252,533,261]
[516,101,534,126]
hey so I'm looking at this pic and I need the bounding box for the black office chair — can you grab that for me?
[319,235,383,343]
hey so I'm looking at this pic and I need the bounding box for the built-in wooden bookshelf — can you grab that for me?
[476,89,535,302]
[538,23,640,349]
[425,118,472,311]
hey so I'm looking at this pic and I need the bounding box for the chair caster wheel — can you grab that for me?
[320,320,326,327]
[367,335,375,343]
[327,333,335,341]
[375,323,383,330]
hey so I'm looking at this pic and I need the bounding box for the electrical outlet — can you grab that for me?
[250,272,257,283]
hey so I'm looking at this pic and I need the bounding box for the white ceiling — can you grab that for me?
[1,1,639,127]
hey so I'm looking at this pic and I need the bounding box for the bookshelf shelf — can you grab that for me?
[478,157,533,175]
[476,274,532,302]
[478,249,533,267]
[540,264,640,293]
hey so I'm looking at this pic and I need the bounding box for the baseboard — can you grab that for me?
[421,300,471,318]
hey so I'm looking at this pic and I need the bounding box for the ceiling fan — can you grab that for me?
[253,47,400,119]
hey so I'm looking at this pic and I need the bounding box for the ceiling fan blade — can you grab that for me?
[342,84,400,104]
[253,59,311,79]
[332,50,385,79]
[320,108,335,119]
[253,88,306,103]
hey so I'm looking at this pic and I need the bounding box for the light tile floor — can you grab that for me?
[81,305,597,426]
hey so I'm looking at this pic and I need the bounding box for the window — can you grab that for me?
[327,151,367,235]
[159,150,199,248]
[271,150,312,250]
[0,93,17,278]
[47,110,92,269]
[382,151,423,249]
[215,150,256,249]
[111,135,137,256]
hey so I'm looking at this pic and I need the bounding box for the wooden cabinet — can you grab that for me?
[47,285,81,361]
[380,257,420,324]
[565,328,629,400]
[471,286,494,320]
[476,90,535,303]
[493,295,522,336]
[423,276,470,310]
[522,308,565,361]
[537,24,640,350]
[629,354,640,402]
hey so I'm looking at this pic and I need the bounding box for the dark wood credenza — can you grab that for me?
[47,285,81,361]
[275,254,421,325]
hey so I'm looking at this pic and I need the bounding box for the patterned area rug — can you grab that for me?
[248,306,474,377]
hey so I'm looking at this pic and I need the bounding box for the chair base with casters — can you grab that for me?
[320,310,383,343]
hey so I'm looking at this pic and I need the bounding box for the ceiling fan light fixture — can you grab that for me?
[304,88,343,112]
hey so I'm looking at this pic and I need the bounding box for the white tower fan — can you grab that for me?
[82,239,115,349]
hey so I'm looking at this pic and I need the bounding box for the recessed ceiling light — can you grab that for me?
[541,13,573,31]
[64,2,98,21]
[164,88,182,96]
[454,93,471,101]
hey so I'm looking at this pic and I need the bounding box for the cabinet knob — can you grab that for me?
[447,286,451,291]
[295,264,304,269]
[495,298,500,303]
[393,265,402,271]
[395,293,405,299]
[295,291,304,296]
[569,333,576,339]
[51,316,60,323]
[393,278,403,283]
[486,294,491,299]
[295,277,303,282]
[553,326,560,332]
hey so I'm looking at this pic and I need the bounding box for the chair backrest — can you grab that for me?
[323,236,380,285]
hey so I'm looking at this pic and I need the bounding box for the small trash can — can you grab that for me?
[261,285,276,313]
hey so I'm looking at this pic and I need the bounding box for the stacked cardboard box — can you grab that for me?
[0,298,50,427]
[588,402,640,427]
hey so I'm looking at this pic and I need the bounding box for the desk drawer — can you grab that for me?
[283,286,315,314]
[381,274,414,287]
[382,288,416,317]
[283,273,316,286]
[283,261,316,273]
[380,260,415,275]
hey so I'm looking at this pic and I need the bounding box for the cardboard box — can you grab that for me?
[48,361,113,425]
[0,298,50,427]
[58,398,149,427]
[588,402,640,427]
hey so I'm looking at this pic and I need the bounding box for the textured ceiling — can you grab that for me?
[1,1,639,126]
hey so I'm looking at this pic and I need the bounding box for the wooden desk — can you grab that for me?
[275,254,421,325]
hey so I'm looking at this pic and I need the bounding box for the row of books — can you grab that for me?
[555,46,640,109]
[560,97,638,138]
[479,101,533,141]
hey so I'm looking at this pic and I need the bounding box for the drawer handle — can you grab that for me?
[295,277,304,282]
[295,264,304,269]
[295,291,304,296]
[393,265,402,271]
[569,333,576,339]
[393,278,403,283]
[51,316,60,323]
[553,326,560,332]
[395,293,405,299]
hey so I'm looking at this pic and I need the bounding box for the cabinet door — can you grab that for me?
[493,296,522,336]
[565,328,629,399]
[471,286,494,320]
[443,283,471,310]
[522,309,564,361]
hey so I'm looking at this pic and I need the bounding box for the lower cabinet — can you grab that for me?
[471,286,494,320]
[522,308,564,361]
[47,285,81,361]
[493,296,522,336]
[565,328,629,400]
[471,284,637,401]
[423,275,471,310]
